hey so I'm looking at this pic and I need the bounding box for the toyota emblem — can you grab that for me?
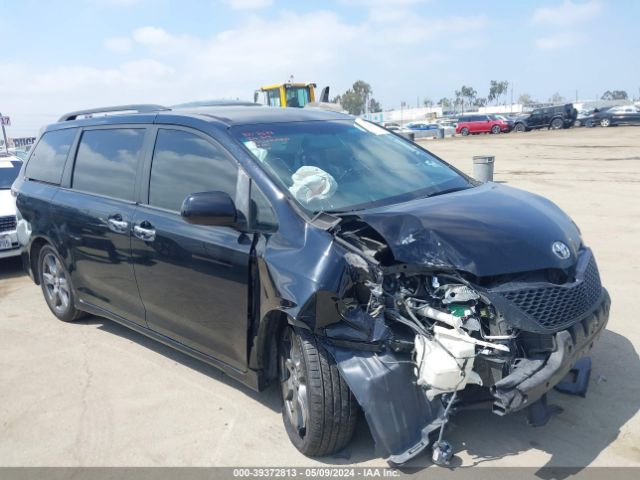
[552,241,571,260]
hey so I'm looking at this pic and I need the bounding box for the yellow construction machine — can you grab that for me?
[254,81,330,108]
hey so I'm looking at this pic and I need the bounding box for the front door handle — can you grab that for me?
[107,214,129,234]
[133,223,156,242]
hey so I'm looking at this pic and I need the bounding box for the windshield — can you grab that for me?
[232,119,471,213]
[0,159,22,189]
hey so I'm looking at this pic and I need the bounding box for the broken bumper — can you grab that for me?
[492,289,610,414]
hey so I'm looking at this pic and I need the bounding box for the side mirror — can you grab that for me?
[181,191,237,226]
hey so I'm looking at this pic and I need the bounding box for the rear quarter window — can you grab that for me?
[25,128,77,185]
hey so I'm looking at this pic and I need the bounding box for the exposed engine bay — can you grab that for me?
[320,215,610,465]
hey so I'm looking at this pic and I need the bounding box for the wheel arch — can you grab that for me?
[29,236,52,285]
[251,309,305,389]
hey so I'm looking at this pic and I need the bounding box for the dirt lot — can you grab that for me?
[1,127,639,469]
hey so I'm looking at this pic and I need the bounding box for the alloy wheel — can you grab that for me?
[280,329,309,439]
[42,253,71,315]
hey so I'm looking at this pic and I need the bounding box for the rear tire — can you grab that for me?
[460,127,470,136]
[279,327,358,457]
[38,245,85,322]
[550,118,563,130]
[514,123,525,133]
[491,125,501,134]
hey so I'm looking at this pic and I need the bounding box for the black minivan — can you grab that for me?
[13,104,610,464]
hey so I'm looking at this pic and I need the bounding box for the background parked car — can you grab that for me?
[455,114,512,136]
[382,121,401,131]
[403,121,440,132]
[512,104,577,132]
[591,105,640,127]
[8,147,29,161]
[574,108,598,127]
[0,153,23,259]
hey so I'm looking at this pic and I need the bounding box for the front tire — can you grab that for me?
[600,118,611,127]
[279,327,358,457]
[460,127,470,136]
[514,123,525,133]
[491,125,501,134]
[38,245,85,322]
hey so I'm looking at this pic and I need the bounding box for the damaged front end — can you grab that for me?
[317,213,610,465]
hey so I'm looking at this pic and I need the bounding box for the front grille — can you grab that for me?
[0,215,17,233]
[502,257,601,330]
[481,249,603,333]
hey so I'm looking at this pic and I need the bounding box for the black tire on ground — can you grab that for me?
[550,118,563,130]
[491,125,501,134]
[279,326,358,457]
[514,123,525,132]
[460,127,470,136]
[38,245,85,322]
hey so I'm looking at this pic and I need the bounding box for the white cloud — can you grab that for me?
[535,31,586,50]
[1,8,489,136]
[132,26,174,46]
[223,0,273,10]
[531,0,602,27]
[104,36,133,53]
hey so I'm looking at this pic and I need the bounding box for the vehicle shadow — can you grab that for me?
[0,256,26,280]
[78,315,284,414]
[79,314,379,464]
[76,317,637,471]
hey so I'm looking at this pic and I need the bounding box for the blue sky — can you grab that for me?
[1,0,639,136]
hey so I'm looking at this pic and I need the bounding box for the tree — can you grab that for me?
[549,92,565,104]
[456,85,477,112]
[339,90,365,115]
[334,80,376,115]
[601,90,628,100]
[517,93,534,105]
[454,90,463,112]
[368,98,382,113]
[437,97,452,109]
[423,97,434,108]
[474,97,487,108]
[488,80,509,105]
[352,80,372,98]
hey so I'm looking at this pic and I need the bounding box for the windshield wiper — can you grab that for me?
[424,186,471,198]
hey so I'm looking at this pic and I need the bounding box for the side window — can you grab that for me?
[25,128,77,184]
[266,90,281,107]
[72,128,145,201]
[149,129,238,212]
[250,183,277,232]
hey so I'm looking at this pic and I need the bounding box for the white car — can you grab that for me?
[0,154,23,259]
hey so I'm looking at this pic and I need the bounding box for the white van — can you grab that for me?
[0,154,22,259]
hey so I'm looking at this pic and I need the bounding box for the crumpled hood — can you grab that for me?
[354,183,582,277]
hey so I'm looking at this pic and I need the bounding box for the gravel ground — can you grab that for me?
[1,126,639,470]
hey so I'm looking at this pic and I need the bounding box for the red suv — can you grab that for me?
[455,114,513,136]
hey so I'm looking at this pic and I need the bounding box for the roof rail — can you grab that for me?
[171,99,258,109]
[58,104,170,122]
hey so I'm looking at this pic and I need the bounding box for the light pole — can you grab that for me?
[0,112,9,154]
